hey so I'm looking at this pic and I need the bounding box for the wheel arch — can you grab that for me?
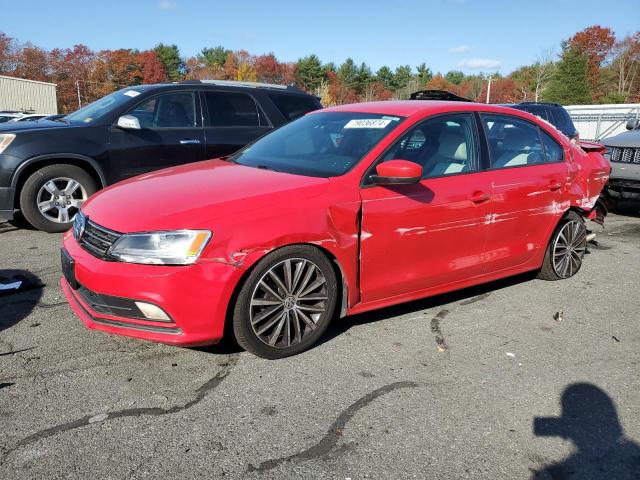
[11,154,107,209]
[222,242,349,343]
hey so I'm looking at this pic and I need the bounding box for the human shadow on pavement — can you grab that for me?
[532,383,640,479]
[0,269,44,332]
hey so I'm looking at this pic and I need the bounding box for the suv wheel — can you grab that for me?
[19,164,98,233]
[232,245,338,359]
[538,211,587,281]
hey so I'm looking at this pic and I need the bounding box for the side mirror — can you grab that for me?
[371,159,422,185]
[116,115,141,130]
[626,118,639,130]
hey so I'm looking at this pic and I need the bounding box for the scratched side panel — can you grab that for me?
[198,180,362,310]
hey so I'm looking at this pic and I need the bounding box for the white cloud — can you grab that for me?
[449,45,472,54]
[458,58,502,70]
[159,0,177,9]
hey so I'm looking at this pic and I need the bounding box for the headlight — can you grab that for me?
[603,147,611,160]
[0,134,15,154]
[108,230,211,265]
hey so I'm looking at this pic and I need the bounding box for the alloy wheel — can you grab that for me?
[249,258,329,348]
[36,177,87,224]
[552,220,587,279]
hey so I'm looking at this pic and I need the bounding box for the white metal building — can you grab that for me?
[0,75,58,114]
[565,103,640,141]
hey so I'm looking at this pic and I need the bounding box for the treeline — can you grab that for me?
[0,25,638,114]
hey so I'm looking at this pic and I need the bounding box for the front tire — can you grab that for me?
[19,164,97,233]
[232,245,338,359]
[538,211,587,281]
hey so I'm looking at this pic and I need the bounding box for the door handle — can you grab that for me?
[548,182,562,191]
[470,191,490,203]
[180,139,201,145]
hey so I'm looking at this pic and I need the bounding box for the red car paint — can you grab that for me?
[61,101,610,346]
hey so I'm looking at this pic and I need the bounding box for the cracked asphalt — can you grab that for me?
[1,204,640,479]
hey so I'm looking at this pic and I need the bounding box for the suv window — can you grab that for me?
[127,92,196,128]
[482,114,546,168]
[203,91,266,127]
[269,94,320,121]
[380,113,478,178]
[540,130,564,162]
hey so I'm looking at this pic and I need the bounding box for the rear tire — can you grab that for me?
[538,211,587,281]
[232,245,338,359]
[19,164,97,233]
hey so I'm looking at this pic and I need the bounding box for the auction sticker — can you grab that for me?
[123,90,141,97]
[344,119,392,129]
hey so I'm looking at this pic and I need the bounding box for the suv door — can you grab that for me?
[359,113,492,303]
[108,90,205,181]
[480,113,568,272]
[201,90,272,158]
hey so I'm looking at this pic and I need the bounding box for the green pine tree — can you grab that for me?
[154,43,184,82]
[544,47,591,105]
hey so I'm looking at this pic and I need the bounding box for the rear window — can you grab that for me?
[203,91,268,127]
[269,94,320,121]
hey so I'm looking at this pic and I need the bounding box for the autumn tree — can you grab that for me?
[605,32,640,102]
[569,26,615,100]
[137,50,167,84]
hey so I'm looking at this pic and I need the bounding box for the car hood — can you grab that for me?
[82,159,331,232]
[0,119,74,132]
[601,129,640,148]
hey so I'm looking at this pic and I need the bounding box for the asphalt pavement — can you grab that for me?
[1,204,639,479]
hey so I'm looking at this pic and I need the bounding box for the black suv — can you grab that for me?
[0,80,321,232]
[503,102,579,140]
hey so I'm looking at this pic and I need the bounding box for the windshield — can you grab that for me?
[231,111,404,177]
[65,88,144,124]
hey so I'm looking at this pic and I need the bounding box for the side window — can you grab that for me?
[380,113,477,178]
[126,92,196,128]
[540,130,564,163]
[481,114,545,168]
[269,94,320,121]
[203,91,266,127]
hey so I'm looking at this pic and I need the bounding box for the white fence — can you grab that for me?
[565,104,640,141]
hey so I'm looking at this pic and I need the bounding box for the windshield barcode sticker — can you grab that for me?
[344,119,392,129]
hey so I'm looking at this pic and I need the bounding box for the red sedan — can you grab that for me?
[60,101,610,358]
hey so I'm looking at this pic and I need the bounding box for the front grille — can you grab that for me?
[610,147,640,164]
[78,219,121,260]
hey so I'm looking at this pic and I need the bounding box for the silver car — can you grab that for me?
[602,119,640,201]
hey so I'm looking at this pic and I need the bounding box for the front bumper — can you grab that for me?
[607,163,640,199]
[0,187,15,220]
[61,231,243,346]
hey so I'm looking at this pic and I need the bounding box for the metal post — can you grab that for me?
[76,81,82,109]
[486,75,492,104]
[595,112,602,140]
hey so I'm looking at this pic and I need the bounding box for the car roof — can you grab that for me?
[321,100,537,118]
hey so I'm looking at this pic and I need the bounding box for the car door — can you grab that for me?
[201,90,272,158]
[359,113,493,303]
[480,113,568,273]
[108,90,206,181]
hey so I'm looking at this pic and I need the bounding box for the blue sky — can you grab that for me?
[3,0,638,74]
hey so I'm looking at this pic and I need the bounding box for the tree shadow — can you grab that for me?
[321,271,538,345]
[532,383,640,479]
[0,269,44,332]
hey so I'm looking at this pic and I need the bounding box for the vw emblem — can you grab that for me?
[73,212,86,241]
